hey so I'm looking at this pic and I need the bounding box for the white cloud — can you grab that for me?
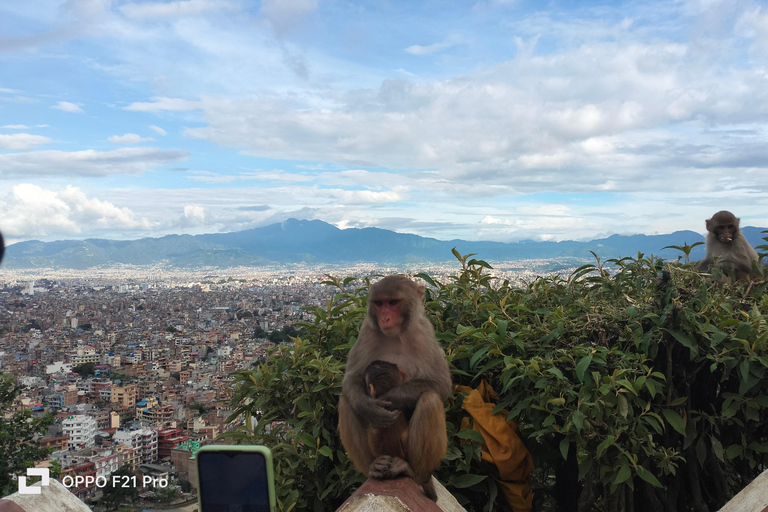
[2,124,29,129]
[404,35,463,56]
[181,204,206,226]
[0,133,52,150]
[149,125,168,136]
[0,148,188,178]
[109,133,155,143]
[52,101,84,113]
[125,97,201,111]
[0,184,153,238]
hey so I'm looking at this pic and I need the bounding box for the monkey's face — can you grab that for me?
[372,298,403,335]
[707,211,740,244]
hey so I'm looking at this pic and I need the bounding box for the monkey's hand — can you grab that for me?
[355,393,399,428]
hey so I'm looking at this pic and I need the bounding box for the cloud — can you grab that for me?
[0,148,188,178]
[125,97,201,111]
[237,205,271,212]
[2,124,29,129]
[120,0,237,20]
[180,204,206,227]
[109,133,155,143]
[260,0,318,36]
[0,184,153,238]
[149,125,168,136]
[52,101,84,113]
[404,35,463,56]
[0,133,52,150]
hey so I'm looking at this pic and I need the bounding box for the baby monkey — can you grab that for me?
[364,360,437,501]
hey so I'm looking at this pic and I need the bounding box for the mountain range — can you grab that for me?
[2,219,766,270]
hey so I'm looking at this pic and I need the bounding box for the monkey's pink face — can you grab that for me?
[373,298,403,335]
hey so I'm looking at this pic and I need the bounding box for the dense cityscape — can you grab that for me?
[0,261,562,508]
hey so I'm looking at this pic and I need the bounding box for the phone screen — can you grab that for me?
[197,450,271,512]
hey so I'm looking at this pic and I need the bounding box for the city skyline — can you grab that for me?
[2,0,768,246]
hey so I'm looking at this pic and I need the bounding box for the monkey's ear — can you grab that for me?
[368,383,377,398]
[399,368,407,381]
[416,284,425,297]
[705,219,711,230]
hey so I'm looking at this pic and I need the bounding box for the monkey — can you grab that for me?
[697,210,759,282]
[363,359,439,501]
[364,360,410,461]
[338,275,451,502]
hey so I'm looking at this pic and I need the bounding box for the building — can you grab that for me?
[93,451,120,480]
[72,346,99,365]
[114,428,158,464]
[62,415,97,450]
[39,435,69,451]
[141,404,174,428]
[116,443,141,471]
[110,383,138,409]
[61,461,96,496]
[157,428,189,460]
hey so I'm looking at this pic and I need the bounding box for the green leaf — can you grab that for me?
[575,355,592,383]
[560,438,570,461]
[636,466,663,488]
[318,446,333,458]
[618,395,628,419]
[669,330,698,357]
[451,474,487,488]
[572,410,585,432]
[597,437,614,458]
[456,429,486,444]
[547,367,564,380]
[662,409,686,436]
[726,445,743,460]
[613,464,631,486]
[711,437,724,462]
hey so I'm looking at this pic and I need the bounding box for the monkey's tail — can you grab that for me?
[407,390,447,485]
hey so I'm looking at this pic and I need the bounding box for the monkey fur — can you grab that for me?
[697,210,758,282]
[364,360,410,464]
[339,275,450,502]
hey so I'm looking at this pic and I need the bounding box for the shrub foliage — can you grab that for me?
[226,246,768,512]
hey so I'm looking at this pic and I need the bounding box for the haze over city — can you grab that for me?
[2,0,768,247]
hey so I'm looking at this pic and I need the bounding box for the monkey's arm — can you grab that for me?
[380,378,451,410]
[697,258,711,271]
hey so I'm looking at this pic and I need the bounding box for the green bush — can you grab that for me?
[226,248,768,512]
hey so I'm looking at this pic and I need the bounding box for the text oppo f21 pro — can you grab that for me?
[196,445,276,512]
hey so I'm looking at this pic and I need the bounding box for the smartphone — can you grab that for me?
[196,445,276,512]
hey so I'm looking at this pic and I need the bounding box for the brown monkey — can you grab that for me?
[697,210,759,282]
[339,275,451,502]
[364,360,409,460]
[363,360,439,501]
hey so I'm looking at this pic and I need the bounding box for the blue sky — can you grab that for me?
[1,0,767,245]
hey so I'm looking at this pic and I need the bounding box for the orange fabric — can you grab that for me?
[457,381,534,512]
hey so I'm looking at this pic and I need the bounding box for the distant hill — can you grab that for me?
[2,219,766,270]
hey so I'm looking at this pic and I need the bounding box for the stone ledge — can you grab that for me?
[0,478,91,512]
[719,469,768,512]
[337,477,466,512]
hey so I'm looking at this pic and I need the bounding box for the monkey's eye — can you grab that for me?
[373,300,384,307]
[388,299,400,306]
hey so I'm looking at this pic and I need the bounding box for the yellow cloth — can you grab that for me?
[457,381,534,512]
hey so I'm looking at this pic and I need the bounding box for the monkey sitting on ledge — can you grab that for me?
[697,210,759,282]
[339,275,450,502]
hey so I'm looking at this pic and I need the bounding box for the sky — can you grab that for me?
[1,0,768,246]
